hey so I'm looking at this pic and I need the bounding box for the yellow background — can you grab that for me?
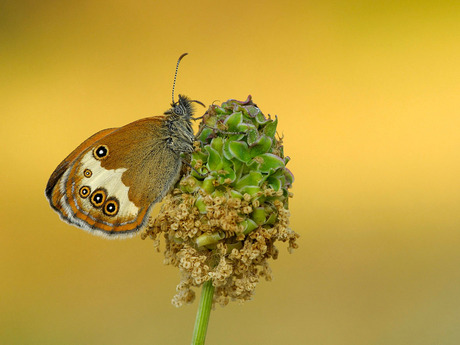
[1,1,459,344]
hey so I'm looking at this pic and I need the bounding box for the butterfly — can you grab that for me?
[45,53,204,238]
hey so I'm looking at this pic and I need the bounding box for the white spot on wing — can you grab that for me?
[80,151,139,217]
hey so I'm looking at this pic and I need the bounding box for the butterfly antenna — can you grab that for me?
[172,53,188,104]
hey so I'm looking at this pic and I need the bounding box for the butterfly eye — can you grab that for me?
[79,186,91,198]
[174,105,184,115]
[83,169,92,178]
[93,145,109,160]
[90,188,107,208]
[103,198,119,216]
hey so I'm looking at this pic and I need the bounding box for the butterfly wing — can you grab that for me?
[46,117,183,238]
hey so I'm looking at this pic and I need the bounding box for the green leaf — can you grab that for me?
[241,219,258,235]
[266,212,278,225]
[267,176,281,191]
[252,207,267,225]
[211,189,225,198]
[190,151,209,179]
[270,168,285,178]
[179,176,202,193]
[198,127,214,143]
[255,112,269,125]
[240,186,261,196]
[205,146,223,171]
[245,105,260,118]
[237,122,257,132]
[227,133,245,142]
[252,153,285,173]
[284,155,291,165]
[278,175,286,187]
[195,232,225,247]
[194,196,208,213]
[192,150,208,163]
[249,135,272,157]
[218,158,236,182]
[228,141,251,163]
[215,106,230,115]
[191,168,206,179]
[235,171,264,189]
[230,190,243,199]
[224,111,243,132]
[244,159,258,173]
[222,140,233,160]
[202,177,216,193]
[211,137,224,154]
[256,195,266,204]
[285,168,294,185]
[263,116,278,138]
[230,103,243,113]
[247,129,259,146]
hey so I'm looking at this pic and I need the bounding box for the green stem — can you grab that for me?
[191,280,215,345]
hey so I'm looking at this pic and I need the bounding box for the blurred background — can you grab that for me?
[1,1,459,344]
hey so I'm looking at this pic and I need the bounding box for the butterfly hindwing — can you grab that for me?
[45,128,117,204]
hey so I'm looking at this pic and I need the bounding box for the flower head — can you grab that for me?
[143,96,298,307]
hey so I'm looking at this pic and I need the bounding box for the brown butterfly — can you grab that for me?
[45,53,203,238]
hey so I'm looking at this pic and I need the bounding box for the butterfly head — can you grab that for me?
[168,94,205,119]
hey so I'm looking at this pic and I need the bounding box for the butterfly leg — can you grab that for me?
[181,158,208,178]
[196,124,245,137]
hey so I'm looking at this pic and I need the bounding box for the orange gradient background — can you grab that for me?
[1,1,459,344]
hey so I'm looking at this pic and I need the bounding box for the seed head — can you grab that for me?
[143,96,298,307]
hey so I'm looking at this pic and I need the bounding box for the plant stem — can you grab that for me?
[191,280,214,345]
